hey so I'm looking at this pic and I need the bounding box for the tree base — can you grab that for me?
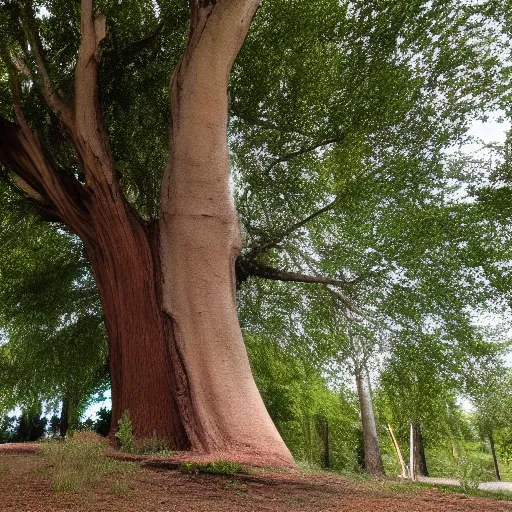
[110,447,296,470]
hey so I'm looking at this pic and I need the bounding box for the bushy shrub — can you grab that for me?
[93,408,111,437]
[0,415,16,443]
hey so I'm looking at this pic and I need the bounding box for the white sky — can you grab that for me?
[469,114,510,144]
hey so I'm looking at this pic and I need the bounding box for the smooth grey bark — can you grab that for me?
[355,368,385,476]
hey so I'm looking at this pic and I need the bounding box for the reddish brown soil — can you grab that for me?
[1,448,512,511]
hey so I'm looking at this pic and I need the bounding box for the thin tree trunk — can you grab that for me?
[451,436,461,459]
[60,399,69,437]
[316,416,330,469]
[355,369,385,476]
[304,413,313,463]
[410,422,414,480]
[388,423,407,478]
[412,421,429,477]
[324,419,330,469]
[489,432,501,481]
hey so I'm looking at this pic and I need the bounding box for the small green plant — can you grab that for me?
[181,460,246,475]
[296,460,323,474]
[181,461,199,474]
[115,410,134,454]
[456,455,490,491]
[40,431,137,493]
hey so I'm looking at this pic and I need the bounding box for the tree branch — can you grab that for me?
[18,1,114,189]
[102,21,165,80]
[121,21,164,57]
[263,134,346,175]
[74,0,114,185]
[236,257,364,317]
[19,1,75,129]
[326,287,366,322]
[0,116,93,240]
[13,175,44,202]
[0,51,62,204]
[231,112,312,137]
[246,197,339,258]
[1,48,88,211]
[238,259,351,287]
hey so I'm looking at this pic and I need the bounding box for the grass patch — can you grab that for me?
[295,460,324,475]
[40,431,138,493]
[110,478,133,496]
[114,411,174,456]
[181,460,246,475]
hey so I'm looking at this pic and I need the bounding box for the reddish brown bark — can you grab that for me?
[83,194,189,447]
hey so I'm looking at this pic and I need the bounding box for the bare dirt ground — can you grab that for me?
[1,446,512,512]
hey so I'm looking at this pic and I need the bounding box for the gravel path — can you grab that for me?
[418,476,512,493]
[478,482,512,493]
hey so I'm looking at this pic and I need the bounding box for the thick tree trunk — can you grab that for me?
[355,369,385,476]
[412,421,428,477]
[489,432,501,481]
[84,197,188,448]
[156,1,293,466]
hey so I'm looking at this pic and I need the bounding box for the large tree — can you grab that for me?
[0,0,293,465]
[0,0,507,465]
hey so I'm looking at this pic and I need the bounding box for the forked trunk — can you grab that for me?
[355,369,385,476]
[84,0,291,465]
[0,0,293,467]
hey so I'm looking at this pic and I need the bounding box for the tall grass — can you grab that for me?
[40,431,137,493]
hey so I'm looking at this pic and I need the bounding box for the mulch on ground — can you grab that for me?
[1,445,511,512]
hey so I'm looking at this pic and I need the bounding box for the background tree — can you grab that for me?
[0,181,107,426]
